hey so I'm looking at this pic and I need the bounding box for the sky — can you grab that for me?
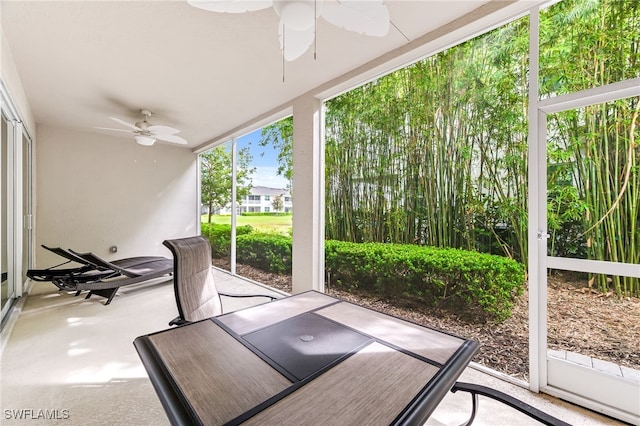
[237,128,288,189]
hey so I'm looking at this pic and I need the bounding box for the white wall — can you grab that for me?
[35,125,197,266]
[1,29,36,133]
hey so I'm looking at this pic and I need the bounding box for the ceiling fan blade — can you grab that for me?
[148,125,180,135]
[110,117,142,131]
[322,0,389,37]
[155,134,188,145]
[187,0,272,13]
[94,127,134,134]
[278,22,315,61]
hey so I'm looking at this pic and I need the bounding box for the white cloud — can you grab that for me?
[250,166,288,189]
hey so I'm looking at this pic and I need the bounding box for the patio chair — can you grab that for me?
[162,236,278,326]
[61,249,173,305]
[452,382,571,426]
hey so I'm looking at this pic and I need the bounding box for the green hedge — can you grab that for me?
[239,212,292,217]
[236,233,292,274]
[201,223,524,321]
[325,241,524,321]
[201,223,253,258]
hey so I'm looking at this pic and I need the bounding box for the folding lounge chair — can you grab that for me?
[64,250,173,305]
[27,245,171,295]
[27,245,108,285]
[162,236,278,326]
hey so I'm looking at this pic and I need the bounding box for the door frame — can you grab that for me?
[529,72,640,423]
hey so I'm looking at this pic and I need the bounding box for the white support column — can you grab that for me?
[230,137,237,275]
[527,6,545,393]
[291,95,324,293]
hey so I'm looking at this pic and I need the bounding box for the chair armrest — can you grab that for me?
[451,382,572,426]
[218,292,277,300]
[168,317,191,327]
[168,294,277,326]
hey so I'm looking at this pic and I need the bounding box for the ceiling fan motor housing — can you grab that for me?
[102,108,188,146]
[274,1,320,30]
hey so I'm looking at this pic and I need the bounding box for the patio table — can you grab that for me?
[134,290,479,426]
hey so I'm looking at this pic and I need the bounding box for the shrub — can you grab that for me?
[201,223,253,258]
[325,241,524,322]
[236,233,292,274]
[202,227,524,321]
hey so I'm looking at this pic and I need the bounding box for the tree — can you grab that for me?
[200,145,255,223]
[260,117,293,192]
[540,0,640,296]
[271,195,284,212]
[324,17,530,257]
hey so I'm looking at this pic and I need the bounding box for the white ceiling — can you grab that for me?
[2,1,530,149]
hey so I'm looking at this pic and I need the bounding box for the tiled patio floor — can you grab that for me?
[0,271,626,425]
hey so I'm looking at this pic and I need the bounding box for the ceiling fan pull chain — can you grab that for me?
[314,0,317,60]
[282,23,286,83]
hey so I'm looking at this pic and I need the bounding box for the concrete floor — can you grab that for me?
[0,271,628,425]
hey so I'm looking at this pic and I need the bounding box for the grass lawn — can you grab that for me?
[202,214,292,235]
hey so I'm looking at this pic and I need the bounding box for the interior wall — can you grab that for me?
[35,125,197,266]
[1,29,36,133]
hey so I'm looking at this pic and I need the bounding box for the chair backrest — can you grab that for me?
[162,236,223,322]
[43,245,98,268]
[68,249,139,277]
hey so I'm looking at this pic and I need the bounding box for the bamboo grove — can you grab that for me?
[321,0,640,297]
[542,0,640,296]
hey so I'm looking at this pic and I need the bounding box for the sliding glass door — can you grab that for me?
[1,85,33,327]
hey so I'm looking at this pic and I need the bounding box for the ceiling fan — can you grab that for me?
[187,0,390,61]
[96,109,188,146]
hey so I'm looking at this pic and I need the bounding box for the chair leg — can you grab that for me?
[451,382,571,426]
[104,288,118,305]
[457,390,479,426]
[84,288,119,305]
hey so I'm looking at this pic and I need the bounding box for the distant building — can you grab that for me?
[213,186,292,214]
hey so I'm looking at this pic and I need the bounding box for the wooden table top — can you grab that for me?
[134,291,478,426]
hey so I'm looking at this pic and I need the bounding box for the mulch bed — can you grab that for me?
[214,259,640,381]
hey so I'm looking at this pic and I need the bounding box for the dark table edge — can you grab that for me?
[133,336,200,426]
[393,339,480,426]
